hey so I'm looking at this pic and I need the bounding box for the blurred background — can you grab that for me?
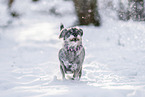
[1,0,145,27]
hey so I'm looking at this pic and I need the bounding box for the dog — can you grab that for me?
[58,24,85,80]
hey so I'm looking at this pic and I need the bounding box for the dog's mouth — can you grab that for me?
[70,38,80,42]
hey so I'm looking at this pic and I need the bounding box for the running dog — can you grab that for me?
[58,24,85,80]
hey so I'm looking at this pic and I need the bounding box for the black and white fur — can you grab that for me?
[58,24,85,80]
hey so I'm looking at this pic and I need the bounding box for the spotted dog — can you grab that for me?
[58,24,85,80]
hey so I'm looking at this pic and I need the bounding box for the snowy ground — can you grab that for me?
[0,0,145,97]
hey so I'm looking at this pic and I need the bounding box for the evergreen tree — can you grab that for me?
[128,0,144,21]
[118,0,145,21]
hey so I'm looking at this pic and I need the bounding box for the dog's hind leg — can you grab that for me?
[73,71,80,80]
[73,72,78,80]
[72,66,82,80]
[78,68,82,79]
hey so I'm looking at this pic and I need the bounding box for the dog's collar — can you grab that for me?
[64,45,82,52]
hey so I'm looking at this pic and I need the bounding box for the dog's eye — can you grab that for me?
[78,29,83,36]
[70,39,74,41]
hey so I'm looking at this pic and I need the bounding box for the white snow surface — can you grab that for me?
[0,0,145,97]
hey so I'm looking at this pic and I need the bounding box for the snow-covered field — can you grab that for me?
[0,0,145,97]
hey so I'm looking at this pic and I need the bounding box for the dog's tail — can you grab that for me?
[60,23,64,31]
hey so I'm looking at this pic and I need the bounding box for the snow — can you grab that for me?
[0,0,145,97]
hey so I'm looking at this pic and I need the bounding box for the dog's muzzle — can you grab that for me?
[70,38,80,42]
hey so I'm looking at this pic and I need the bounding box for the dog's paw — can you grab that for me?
[71,77,80,81]
[71,64,77,71]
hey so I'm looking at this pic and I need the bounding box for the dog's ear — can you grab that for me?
[59,23,67,39]
[79,28,83,36]
[59,28,67,39]
[60,23,64,31]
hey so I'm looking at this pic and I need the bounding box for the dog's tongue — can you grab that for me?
[71,38,79,42]
[69,42,78,47]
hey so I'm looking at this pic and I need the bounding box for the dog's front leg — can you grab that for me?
[73,66,82,80]
[73,48,85,80]
[60,63,65,79]
[59,49,71,80]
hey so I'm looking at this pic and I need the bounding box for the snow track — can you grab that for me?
[82,62,121,86]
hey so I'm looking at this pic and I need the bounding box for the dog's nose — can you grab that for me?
[70,38,79,42]
[74,38,77,42]
[73,33,78,37]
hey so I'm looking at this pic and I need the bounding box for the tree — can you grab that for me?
[118,0,145,21]
[73,0,101,26]
[118,0,130,21]
[8,0,19,17]
[32,0,39,2]
[128,0,144,21]
[8,0,14,8]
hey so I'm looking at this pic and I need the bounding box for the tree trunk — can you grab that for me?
[73,0,101,26]
[8,0,19,18]
[32,0,39,2]
[8,0,14,9]
[118,0,130,21]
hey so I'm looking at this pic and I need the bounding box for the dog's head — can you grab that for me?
[59,24,83,48]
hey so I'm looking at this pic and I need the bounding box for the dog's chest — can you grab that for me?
[66,51,76,62]
[65,50,80,63]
